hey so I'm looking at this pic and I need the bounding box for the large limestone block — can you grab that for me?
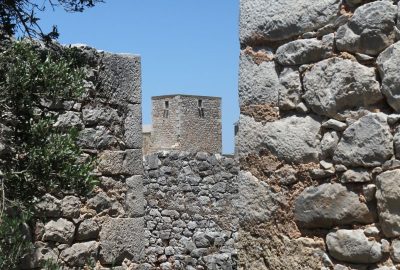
[326,229,383,263]
[336,1,397,56]
[294,183,375,229]
[239,52,280,106]
[237,115,321,163]
[333,113,393,167]
[234,171,281,224]
[99,217,145,265]
[97,53,141,105]
[82,105,120,126]
[264,115,321,163]
[376,169,400,237]
[124,104,142,149]
[240,0,340,43]
[377,41,400,112]
[276,36,334,66]
[77,127,118,150]
[125,175,145,217]
[303,58,382,119]
[236,115,265,157]
[60,241,99,266]
[98,149,143,175]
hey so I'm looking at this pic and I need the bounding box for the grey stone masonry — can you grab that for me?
[17,44,145,269]
[144,94,222,155]
[238,0,400,269]
[143,151,239,269]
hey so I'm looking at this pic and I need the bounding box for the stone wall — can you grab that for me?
[142,151,239,269]
[238,0,400,269]
[150,96,182,154]
[13,44,146,269]
[147,95,222,155]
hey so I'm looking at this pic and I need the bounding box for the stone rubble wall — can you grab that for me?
[14,44,146,269]
[142,151,239,269]
[238,0,400,269]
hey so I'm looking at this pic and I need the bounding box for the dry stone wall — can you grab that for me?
[14,44,146,269]
[142,151,239,270]
[238,0,400,269]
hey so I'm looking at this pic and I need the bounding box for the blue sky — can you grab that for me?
[38,0,240,154]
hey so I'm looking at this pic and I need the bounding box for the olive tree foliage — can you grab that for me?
[0,0,103,40]
[0,40,99,270]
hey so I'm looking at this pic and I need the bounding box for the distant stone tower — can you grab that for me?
[143,94,222,155]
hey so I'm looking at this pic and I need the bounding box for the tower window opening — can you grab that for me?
[163,100,169,118]
[198,99,204,118]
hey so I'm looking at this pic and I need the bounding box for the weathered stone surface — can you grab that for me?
[278,68,302,110]
[303,58,382,119]
[124,104,142,149]
[320,131,339,160]
[77,127,117,149]
[240,0,340,43]
[388,114,400,125]
[43,218,75,244]
[61,195,81,219]
[336,1,397,55]
[87,191,113,213]
[377,42,400,112]
[276,35,334,65]
[77,219,100,241]
[237,115,321,163]
[35,194,61,217]
[394,130,400,160]
[125,175,145,217]
[236,115,266,157]
[333,113,393,167]
[97,53,141,105]
[60,241,99,266]
[234,171,280,224]
[98,149,143,175]
[391,239,400,262]
[341,169,371,183]
[239,52,280,106]
[322,119,347,131]
[376,169,400,237]
[54,111,84,129]
[263,116,321,163]
[374,267,396,270]
[294,183,375,228]
[363,184,376,202]
[82,105,119,126]
[99,217,145,264]
[326,229,383,263]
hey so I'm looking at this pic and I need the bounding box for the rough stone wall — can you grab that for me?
[142,151,239,269]
[238,0,400,269]
[151,96,181,153]
[16,44,146,269]
[179,96,222,154]
[147,95,222,155]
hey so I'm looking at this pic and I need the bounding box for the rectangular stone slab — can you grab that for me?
[99,217,145,265]
[97,53,141,105]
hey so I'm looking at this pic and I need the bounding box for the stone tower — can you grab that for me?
[144,94,222,155]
